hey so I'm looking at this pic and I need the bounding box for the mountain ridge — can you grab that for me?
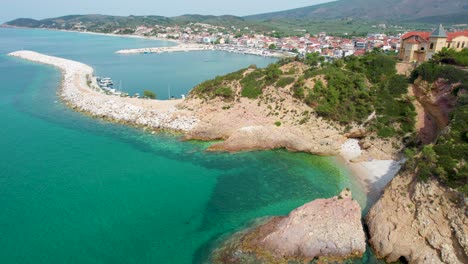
[245,0,468,22]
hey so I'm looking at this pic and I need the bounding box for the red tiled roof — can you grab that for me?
[402,30,468,42]
[447,30,468,42]
[402,31,431,41]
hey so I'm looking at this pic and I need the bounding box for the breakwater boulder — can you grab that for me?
[212,189,366,263]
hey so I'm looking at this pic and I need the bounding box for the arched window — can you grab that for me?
[430,43,434,49]
[462,42,465,48]
[457,42,460,48]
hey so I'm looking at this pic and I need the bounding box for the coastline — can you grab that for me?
[8,50,401,204]
[0,26,181,44]
[70,30,182,44]
[2,27,294,58]
[116,44,296,58]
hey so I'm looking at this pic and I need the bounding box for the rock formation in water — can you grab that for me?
[366,172,468,264]
[212,189,366,263]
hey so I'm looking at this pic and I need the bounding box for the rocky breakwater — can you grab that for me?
[366,173,467,263]
[212,189,366,263]
[8,50,198,132]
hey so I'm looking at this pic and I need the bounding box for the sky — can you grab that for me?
[0,0,334,23]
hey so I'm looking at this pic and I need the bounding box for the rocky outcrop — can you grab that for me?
[412,78,459,144]
[212,190,366,263]
[366,173,468,264]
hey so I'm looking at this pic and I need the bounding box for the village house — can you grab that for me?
[399,24,468,62]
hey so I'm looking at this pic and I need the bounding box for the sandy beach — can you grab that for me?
[8,50,401,202]
[340,139,403,205]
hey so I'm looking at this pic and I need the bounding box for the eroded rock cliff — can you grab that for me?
[366,173,467,263]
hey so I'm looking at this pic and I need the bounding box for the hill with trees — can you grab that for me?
[246,0,468,23]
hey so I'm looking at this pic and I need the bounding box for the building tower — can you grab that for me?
[426,24,447,60]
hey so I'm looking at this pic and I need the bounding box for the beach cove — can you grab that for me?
[1,28,389,263]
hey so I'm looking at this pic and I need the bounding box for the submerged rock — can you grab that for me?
[212,189,366,263]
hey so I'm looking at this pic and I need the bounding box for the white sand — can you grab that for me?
[340,139,403,202]
[8,50,198,131]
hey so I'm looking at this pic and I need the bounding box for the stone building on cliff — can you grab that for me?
[399,24,468,62]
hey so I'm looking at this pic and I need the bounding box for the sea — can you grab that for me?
[0,28,381,263]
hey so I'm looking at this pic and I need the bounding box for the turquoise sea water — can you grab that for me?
[0,28,375,263]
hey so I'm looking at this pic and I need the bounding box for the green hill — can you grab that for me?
[245,0,468,23]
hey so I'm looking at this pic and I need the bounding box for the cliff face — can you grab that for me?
[366,172,468,263]
[412,78,458,144]
[212,190,366,263]
[180,62,400,159]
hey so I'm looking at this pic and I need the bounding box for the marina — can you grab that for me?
[96,76,123,96]
[116,43,296,58]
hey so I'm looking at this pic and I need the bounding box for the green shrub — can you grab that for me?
[362,52,396,83]
[191,68,246,98]
[276,77,295,88]
[274,121,282,127]
[240,70,264,99]
[143,90,156,99]
[431,47,468,66]
[386,74,409,97]
[264,63,282,85]
[214,86,234,99]
[410,63,467,83]
[377,127,397,138]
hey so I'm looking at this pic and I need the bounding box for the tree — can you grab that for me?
[143,90,156,99]
[268,44,277,50]
[305,52,324,67]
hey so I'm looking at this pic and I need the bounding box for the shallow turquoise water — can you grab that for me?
[0,28,375,263]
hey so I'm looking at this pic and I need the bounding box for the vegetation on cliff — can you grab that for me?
[190,51,417,141]
[430,47,468,67]
[302,52,415,137]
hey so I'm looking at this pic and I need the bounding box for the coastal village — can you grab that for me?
[74,22,468,61]
[2,0,468,260]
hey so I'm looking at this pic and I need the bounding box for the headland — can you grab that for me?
[8,50,400,202]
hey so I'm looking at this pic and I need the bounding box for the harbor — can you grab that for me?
[96,76,123,96]
[115,43,296,58]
